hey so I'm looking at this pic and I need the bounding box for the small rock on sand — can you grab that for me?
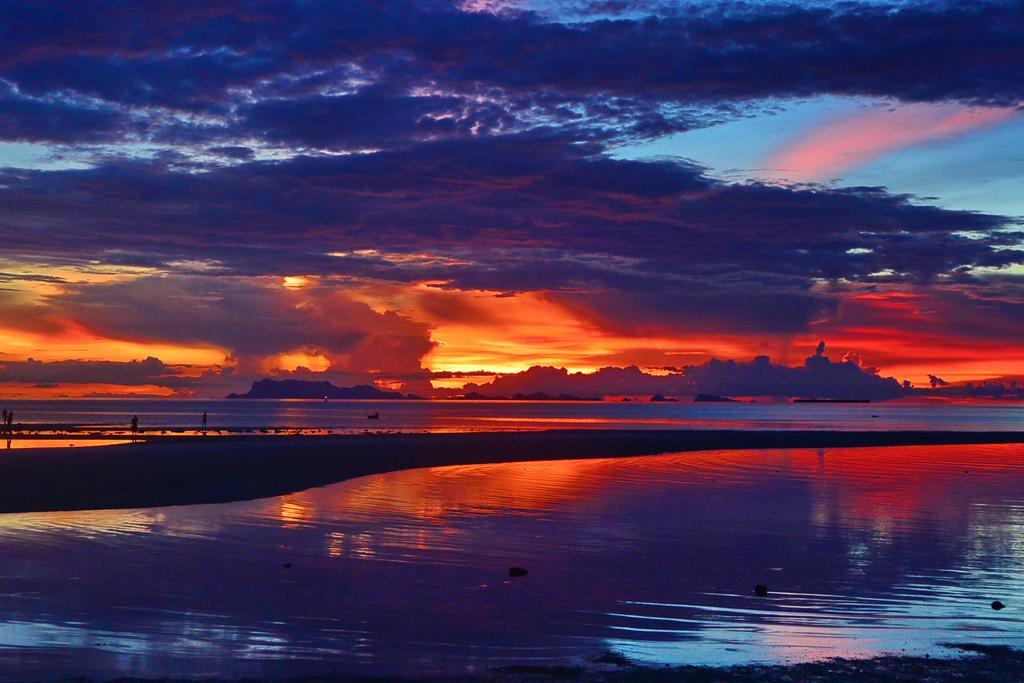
[754,584,769,597]
[992,600,1006,610]
[508,567,528,578]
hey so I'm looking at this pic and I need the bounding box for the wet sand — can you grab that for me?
[2,429,1024,513]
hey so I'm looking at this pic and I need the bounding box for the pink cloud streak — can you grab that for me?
[766,102,1018,181]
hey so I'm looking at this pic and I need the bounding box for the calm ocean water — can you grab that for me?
[0,443,1022,678]
[2,398,1024,432]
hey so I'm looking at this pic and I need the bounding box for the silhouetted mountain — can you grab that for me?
[694,393,737,402]
[227,379,414,400]
[650,394,678,402]
[793,398,871,403]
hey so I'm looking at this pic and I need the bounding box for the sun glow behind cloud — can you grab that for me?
[0,322,224,367]
[1,1,1023,398]
[357,285,724,377]
[808,291,1024,385]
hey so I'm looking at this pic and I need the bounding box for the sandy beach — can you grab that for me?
[2,429,1024,513]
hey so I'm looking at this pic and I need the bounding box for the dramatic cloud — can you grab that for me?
[0,356,190,388]
[0,128,1019,392]
[0,83,126,143]
[0,135,1015,352]
[1,1,1023,149]
[460,342,905,400]
[0,137,1013,285]
[0,0,1021,394]
[680,341,904,400]
[53,276,435,376]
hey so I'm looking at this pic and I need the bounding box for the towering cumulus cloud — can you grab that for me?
[459,342,904,400]
[0,0,1021,395]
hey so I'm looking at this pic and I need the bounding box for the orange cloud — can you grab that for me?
[350,284,749,378]
[0,382,176,398]
[805,291,1024,384]
[0,321,224,367]
[766,102,1018,181]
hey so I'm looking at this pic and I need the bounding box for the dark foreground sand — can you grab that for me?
[2,429,1024,513]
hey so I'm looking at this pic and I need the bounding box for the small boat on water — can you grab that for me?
[367,412,380,420]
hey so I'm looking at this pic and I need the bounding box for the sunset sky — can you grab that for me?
[0,0,1022,397]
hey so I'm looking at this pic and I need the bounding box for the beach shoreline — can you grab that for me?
[473,644,1024,682]
[2,428,1024,514]
[430,644,1024,682]
[49,644,1021,681]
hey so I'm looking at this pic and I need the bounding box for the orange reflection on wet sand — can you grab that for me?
[256,443,1024,543]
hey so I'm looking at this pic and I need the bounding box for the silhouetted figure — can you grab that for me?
[202,411,208,434]
[6,409,13,435]
[130,415,139,441]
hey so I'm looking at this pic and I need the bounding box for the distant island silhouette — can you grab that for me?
[457,391,602,401]
[694,393,738,402]
[793,398,871,403]
[227,379,420,400]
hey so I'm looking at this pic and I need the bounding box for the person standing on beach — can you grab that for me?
[202,411,208,434]
[130,415,139,441]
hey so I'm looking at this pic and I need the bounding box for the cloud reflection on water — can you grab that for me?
[0,444,1022,678]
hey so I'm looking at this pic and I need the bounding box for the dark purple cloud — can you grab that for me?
[0,137,1009,279]
[0,356,192,388]
[206,145,256,160]
[0,0,1020,391]
[52,276,434,376]
[238,89,514,148]
[926,378,1024,399]
[0,1,1022,148]
[681,342,904,400]
[0,133,1017,342]
[0,83,125,143]
[459,341,905,400]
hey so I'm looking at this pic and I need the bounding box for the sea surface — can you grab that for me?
[1,397,1023,433]
[1,443,1023,679]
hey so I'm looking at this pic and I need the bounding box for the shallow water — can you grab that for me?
[1,443,1023,679]
[2,397,1024,433]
